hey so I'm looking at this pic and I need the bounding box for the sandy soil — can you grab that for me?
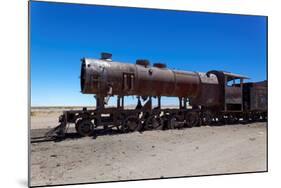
[30,119,267,187]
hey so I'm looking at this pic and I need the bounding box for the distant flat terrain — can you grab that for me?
[30,106,93,129]
[30,122,267,187]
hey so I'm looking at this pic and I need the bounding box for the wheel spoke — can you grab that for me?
[75,119,94,137]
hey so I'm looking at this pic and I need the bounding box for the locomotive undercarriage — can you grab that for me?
[46,95,267,139]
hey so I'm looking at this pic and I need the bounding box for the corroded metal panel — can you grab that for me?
[173,70,200,97]
[225,86,242,104]
[189,72,221,108]
[250,84,267,111]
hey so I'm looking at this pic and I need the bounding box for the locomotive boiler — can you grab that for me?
[81,53,220,109]
[49,53,267,138]
[81,55,201,98]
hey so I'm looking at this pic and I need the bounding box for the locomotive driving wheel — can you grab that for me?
[167,117,177,129]
[226,114,238,124]
[251,113,260,122]
[242,113,249,124]
[185,112,200,127]
[124,115,142,132]
[144,115,163,130]
[75,119,94,137]
[201,111,212,126]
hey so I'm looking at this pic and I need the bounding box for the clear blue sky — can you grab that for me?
[30,1,267,107]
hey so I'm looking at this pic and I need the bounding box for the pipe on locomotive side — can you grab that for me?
[80,57,204,98]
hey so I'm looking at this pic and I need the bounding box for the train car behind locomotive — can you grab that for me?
[48,53,267,138]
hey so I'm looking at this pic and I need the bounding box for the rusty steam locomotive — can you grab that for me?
[51,53,267,137]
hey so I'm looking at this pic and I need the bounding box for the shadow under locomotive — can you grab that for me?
[45,53,267,140]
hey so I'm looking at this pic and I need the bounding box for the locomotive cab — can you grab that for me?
[223,72,249,112]
[206,71,249,112]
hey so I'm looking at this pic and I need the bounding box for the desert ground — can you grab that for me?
[30,107,267,187]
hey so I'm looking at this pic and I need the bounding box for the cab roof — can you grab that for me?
[222,71,250,81]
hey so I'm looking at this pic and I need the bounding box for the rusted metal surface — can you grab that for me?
[243,81,267,111]
[81,55,205,98]
[80,54,257,112]
[46,53,267,138]
[250,86,267,110]
[190,72,220,108]
[205,70,249,112]
[225,87,242,104]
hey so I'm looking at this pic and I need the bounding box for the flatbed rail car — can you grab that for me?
[48,53,267,138]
